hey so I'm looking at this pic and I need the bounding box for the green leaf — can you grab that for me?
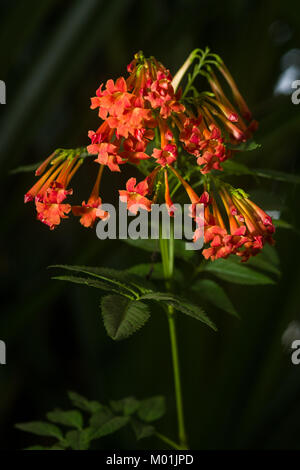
[202,258,275,285]
[122,238,160,253]
[222,161,300,185]
[226,140,261,151]
[138,396,166,423]
[90,416,129,440]
[131,419,155,440]
[10,161,42,174]
[51,275,130,297]
[173,240,195,262]
[101,295,151,340]
[273,219,295,230]
[50,265,151,296]
[140,292,217,331]
[89,408,114,429]
[191,279,238,317]
[261,243,280,266]
[15,421,63,440]
[122,239,194,262]
[110,397,140,416]
[65,429,92,450]
[233,252,281,277]
[252,168,300,184]
[68,391,102,414]
[128,263,184,283]
[25,445,53,450]
[47,409,83,430]
[222,160,254,176]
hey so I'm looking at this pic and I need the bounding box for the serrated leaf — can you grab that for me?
[15,421,63,440]
[52,275,129,297]
[65,429,92,450]
[138,396,166,423]
[131,419,155,440]
[50,265,151,296]
[110,397,140,416]
[191,279,238,317]
[68,391,102,414]
[47,409,83,430]
[202,258,275,285]
[90,416,129,440]
[101,295,151,340]
[140,292,216,331]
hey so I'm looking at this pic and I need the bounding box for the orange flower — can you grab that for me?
[72,165,108,228]
[25,155,82,230]
[119,177,153,214]
[200,187,275,262]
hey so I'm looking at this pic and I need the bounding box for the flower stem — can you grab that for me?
[155,432,186,451]
[167,306,188,448]
[159,225,189,449]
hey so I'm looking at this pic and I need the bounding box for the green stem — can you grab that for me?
[155,432,186,451]
[182,47,211,99]
[160,225,189,449]
[167,306,188,448]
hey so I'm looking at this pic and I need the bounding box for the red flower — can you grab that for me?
[35,182,72,230]
[144,71,185,118]
[120,134,152,165]
[90,77,131,120]
[200,187,275,262]
[25,155,82,230]
[72,197,108,228]
[72,165,108,228]
[106,99,155,139]
[180,118,228,174]
[152,144,177,167]
[92,142,124,172]
[119,177,153,214]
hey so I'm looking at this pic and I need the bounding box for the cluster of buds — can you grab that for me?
[24,49,275,261]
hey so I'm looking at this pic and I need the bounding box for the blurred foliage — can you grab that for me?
[16,391,166,450]
[1,0,300,450]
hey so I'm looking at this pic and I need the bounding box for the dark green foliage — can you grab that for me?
[16,392,166,450]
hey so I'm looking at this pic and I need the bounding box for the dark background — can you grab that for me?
[1,0,300,450]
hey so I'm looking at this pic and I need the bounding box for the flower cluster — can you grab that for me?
[24,151,108,230]
[192,186,274,262]
[24,49,274,262]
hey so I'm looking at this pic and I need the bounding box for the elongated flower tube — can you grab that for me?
[24,152,84,230]
[199,185,275,262]
[72,165,108,228]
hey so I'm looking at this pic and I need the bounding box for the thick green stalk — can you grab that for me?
[160,226,188,449]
